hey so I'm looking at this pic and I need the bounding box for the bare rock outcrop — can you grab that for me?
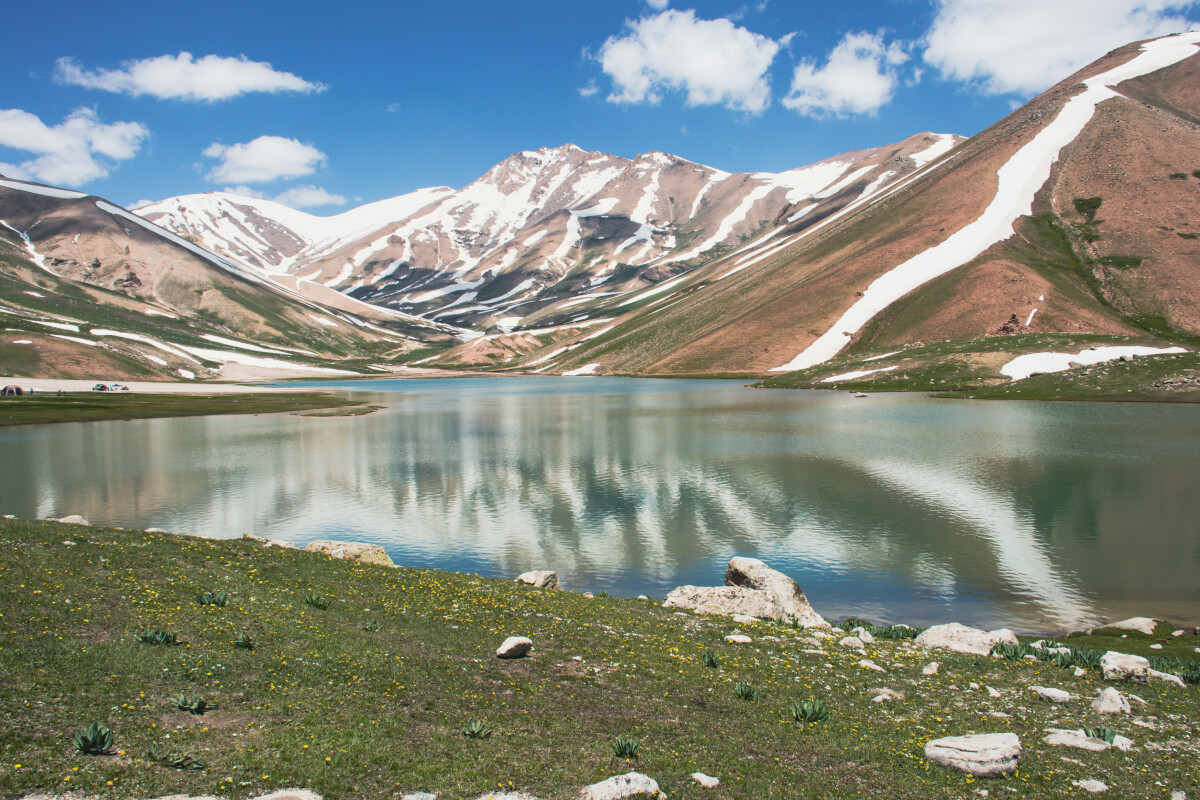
[924,733,1020,777]
[661,586,783,619]
[1101,651,1150,683]
[304,540,394,567]
[914,623,1018,656]
[516,571,561,589]
[723,557,827,628]
[579,772,665,800]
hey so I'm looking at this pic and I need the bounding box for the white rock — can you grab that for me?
[1100,651,1149,683]
[54,515,89,525]
[496,636,532,659]
[580,772,665,800]
[871,687,903,702]
[62,540,76,546]
[969,682,980,690]
[1031,686,1072,703]
[923,662,939,675]
[637,595,650,601]
[1074,667,1088,677]
[924,733,1020,777]
[403,793,438,800]
[1149,669,1186,688]
[914,623,1018,656]
[839,636,865,650]
[857,658,886,672]
[662,585,782,620]
[1150,643,1164,650]
[691,773,719,788]
[474,794,538,800]
[987,711,1011,719]
[799,637,825,647]
[1173,629,1185,637]
[1042,730,1109,752]
[252,792,324,800]
[723,556,826,628]
[1102,617,1157,635]
[515,571,560,589]
[1170,792,1187,800]
[1091,687,1131,715]
[987,686,1002,698]
[731,614,760,625]
[851,626,876,644]
[1072,779,1108,793]
[724,634,753,644]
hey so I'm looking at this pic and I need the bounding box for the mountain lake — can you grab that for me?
[2,376,1197,633]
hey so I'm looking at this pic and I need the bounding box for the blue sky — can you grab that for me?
[2,0,1196,210]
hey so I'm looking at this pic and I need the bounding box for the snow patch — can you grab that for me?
[821,366,897,383]
[1000,346,1186,381]
[563,363,600,376]
[909,134,958,166]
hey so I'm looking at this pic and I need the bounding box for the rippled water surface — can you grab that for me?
[3,377,1198,632]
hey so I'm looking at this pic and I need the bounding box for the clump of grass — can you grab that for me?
[611,735,640,759]
[702,650,720,668]
[1083,726,1117,744]
[134,628,177,646]
[232,630,254,650]
[734,682,760,701]
[361,619,382,632]
[462,719,492,739]
[170,690,215,715]
[196,590,228,607]
[147,741,205,770]
[1073,197,1103,221]
[304,594,330,609]
[72,721,114,755]
[791,699,830,725]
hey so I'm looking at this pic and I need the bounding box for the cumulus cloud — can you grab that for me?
[645,0,670,8]
[272,185,347,209]
[784,31,908,118]
[923,0,1199,96]
[0,107,148,186]
[597,10,782,113]
[203,136,326,184]
[54,52,325,102]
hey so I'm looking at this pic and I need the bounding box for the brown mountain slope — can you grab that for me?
[523,34,1199,378]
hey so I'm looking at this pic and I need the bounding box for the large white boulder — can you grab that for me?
[723,557,826,627]
[515,571,561,590]
[579,772,665,800]
[1101,651,1150,683]
[914,623,1019,656]
[304,540,394,567]
[661,585,783,619]
[924,733,1020,777]
[1100,617,1158,635]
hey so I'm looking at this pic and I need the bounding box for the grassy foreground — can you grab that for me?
[1,519,1197,800]
[0,393,366,427]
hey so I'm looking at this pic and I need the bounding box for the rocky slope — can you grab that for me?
[138,135,960,332]
[0,177,464,381]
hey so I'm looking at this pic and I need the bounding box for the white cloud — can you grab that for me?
[578,81,600,97]
[203,136,326,184]
[54,52,325,102]
[784,31,908,118]
[923,0,1199,96]
[0,107,148,186]
[272,185,347,209]
[597,10,782,113]
[646,0,670,8]
[221,183,346,209]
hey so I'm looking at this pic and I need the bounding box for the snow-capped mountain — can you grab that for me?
[138,134,960,331]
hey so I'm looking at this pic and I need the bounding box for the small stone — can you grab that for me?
[1043,730,1109,752]
[402,794,437,800]
[252,792,324,800]
[871,687,903,702]
[1091,687,1131,715]
[923,662,939,675]
[731,614,760,625]
[691,773,719,788]
[55,515,89,525]
[1031,686,1072,703]
[857,658,886,672]
[516,571,561,590]
[580,771,666,800]
[637,595,650,601]
[969,682,980,690]
[1172,629,1185,637]
[583,592,595,598]
[724,634,753,644]
[1170,792,1187,800]
[924,733,1020,777]
[851,627,876,644]
[1072,779,1108,793]
[1150,643,1163,650]
[1100,651,1149,683]
[1074,667,1088,677]
[496,636,532,659]
[839,636,865,650]
[987,686,1002,698]
[62,540,76,546]
[987,711,1011,719]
